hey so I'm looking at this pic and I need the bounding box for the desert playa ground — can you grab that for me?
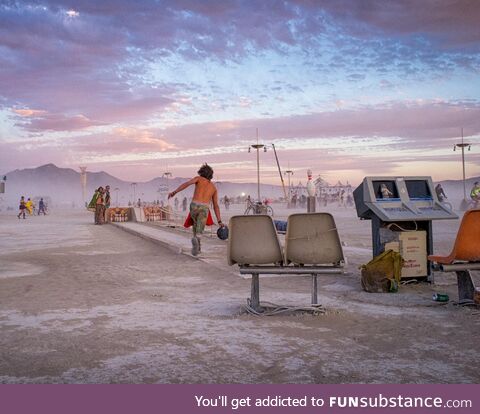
[0,205,479,383]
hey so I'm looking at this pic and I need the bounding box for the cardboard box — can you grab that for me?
[384,230,427,278]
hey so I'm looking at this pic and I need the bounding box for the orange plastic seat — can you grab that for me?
[428,209,480,265]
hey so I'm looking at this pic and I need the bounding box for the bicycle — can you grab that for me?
[244,200,274,216]
[466,199,480,210]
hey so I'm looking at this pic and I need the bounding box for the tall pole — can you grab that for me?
[272,143,288,200]
[131,182,137,204]
[163,171,172,203]
[285,169,294,207]
[256,136,260,202]
[461,129,466,200]
[79,166,87,206]
[454,128,472,210]
[250,128,265,202]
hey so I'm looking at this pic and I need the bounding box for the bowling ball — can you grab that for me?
[217,225,229,240]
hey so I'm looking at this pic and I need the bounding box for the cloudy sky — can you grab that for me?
[1,0,479,185]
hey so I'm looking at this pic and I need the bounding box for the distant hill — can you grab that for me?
[0,164,285,208]
[1,163,478,209]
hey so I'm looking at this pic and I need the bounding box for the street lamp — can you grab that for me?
[453,128,472,210]
[131,182,137,204]
[79,166,87,206]
[163,171,172,182]
[248,128,266,202]
[284,169,294,208]
[114,187,119,207]
[163,171,172,202]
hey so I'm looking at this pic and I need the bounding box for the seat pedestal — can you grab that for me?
[248,272,321,313]
[250,274,260,312]
[457,270,476,302]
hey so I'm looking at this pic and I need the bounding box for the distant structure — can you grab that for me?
[79,166,87,205]
[314,176,352,204]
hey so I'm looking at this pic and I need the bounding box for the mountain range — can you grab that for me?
[1,164,478,209]
[0,164,286,208]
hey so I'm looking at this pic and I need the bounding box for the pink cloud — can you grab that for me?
[12,110,104,132]
[13,109,48,117]
[3,100,478,184]
[70,127,176,154]
[144,101,480,152]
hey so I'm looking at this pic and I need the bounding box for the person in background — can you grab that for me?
[105,185,111,209]
[174,197,179,210]
[291,193,297,208]
[17,196,26,219]
[182,196,187,212]
[339,190,345,207]
[95,187,105,225]
[346,193,354,207]
[38,198,46,215]
[88,187,101,210]
[168,164,224,256]
[104,185,111,222]
[25,197,33,215]
[470,181,480,207]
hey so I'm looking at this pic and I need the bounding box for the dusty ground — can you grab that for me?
[0,206,479,384]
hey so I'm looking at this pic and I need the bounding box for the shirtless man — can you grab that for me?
[168,164,224,256]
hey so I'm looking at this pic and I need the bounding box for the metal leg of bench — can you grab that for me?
[456,270,475,301]
[311,274,318,305]
[250,273,260,311]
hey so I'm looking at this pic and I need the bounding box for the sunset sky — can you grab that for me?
[0,0,479,185]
